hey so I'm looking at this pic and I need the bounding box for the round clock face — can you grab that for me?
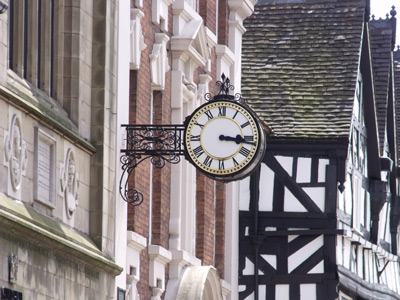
[184,100,265,181]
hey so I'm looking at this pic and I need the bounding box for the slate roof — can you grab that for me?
[241,0,366,140]
[370,13,397,154]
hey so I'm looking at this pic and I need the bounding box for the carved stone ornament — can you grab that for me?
[8,252,18,283]
[4,114,28,192]
[130,8,146,70]
[60,149,79,219]
[150,33,170,90]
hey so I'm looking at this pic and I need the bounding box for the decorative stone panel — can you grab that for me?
[3,113,28,200]
[60,148,79,221]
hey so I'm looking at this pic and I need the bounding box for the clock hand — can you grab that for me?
[219,135,255,145]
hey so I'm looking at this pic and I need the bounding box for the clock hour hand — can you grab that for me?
[219,134,255,145]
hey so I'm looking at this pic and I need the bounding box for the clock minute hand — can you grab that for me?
[219,134,255,145]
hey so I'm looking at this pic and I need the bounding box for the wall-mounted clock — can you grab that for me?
[184,99,266,181]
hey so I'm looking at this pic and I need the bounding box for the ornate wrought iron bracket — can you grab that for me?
[120,124,185,206]
[120,74,245,206]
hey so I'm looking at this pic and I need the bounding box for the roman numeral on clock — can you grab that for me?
[241,121,250,128]
[193,146,204,157]
[195,121,204,129]
[218,160,225,170]
[239,147,250,157]
[244,135,253,142]
[190,135,200,141]
[205,110,214,120]
[232,110,239,119]
[233,157,239,167]
[204,155,213,167]
[218,107,226,117]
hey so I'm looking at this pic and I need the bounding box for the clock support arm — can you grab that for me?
[120,124,185,206]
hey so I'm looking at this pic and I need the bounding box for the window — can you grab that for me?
[9,0,54,96]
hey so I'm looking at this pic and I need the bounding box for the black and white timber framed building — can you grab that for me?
[239,1,400,299]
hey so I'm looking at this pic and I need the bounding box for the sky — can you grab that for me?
[370,0,400,47]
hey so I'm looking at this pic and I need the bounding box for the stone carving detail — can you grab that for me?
[4,114,28,192]
[150,33,170,90]
[60,149,79,219]
[8,253,18,283]
[130,9,146,70]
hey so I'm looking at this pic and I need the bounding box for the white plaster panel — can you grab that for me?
[258,285,266,299]
[259,163,274,211]
[276,284,289,300]
[239,176,250,211]
[284,187,307,212]
[275,155,293,176]
[344,175,353,215]
[318,159,329,182]
[243,257,254,275]
[343,238,351,269]
[357,246,363,278]
[296,157,311,183]
[261,254,276,270]
[308,260,324,274]
[244,292,254,300]
[303,187,325,212]
[338,188,345,211]
[288,235,323,273]
[337,236,343,266]
[300,284,316,300]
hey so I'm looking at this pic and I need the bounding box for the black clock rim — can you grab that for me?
[183,100,266,181]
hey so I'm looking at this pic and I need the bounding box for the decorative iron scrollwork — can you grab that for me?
[204,73,245,104]
[120,74,246,206]
[120,124,185,206]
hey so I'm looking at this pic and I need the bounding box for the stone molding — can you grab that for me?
[0,193,122,276]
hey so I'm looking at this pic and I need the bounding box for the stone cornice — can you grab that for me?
[0,193,122,276]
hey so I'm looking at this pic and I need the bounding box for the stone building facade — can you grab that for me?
[0,0,122,299]
[116,0,256,299]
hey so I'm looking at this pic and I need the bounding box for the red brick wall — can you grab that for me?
[215,181,226,278]
[218,0,229,45]
[200,0,217,34]
[196,172,216,266]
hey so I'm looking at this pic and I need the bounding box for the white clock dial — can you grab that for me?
[184,100,265,181]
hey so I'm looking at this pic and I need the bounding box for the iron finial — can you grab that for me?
[390,6,397,18]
